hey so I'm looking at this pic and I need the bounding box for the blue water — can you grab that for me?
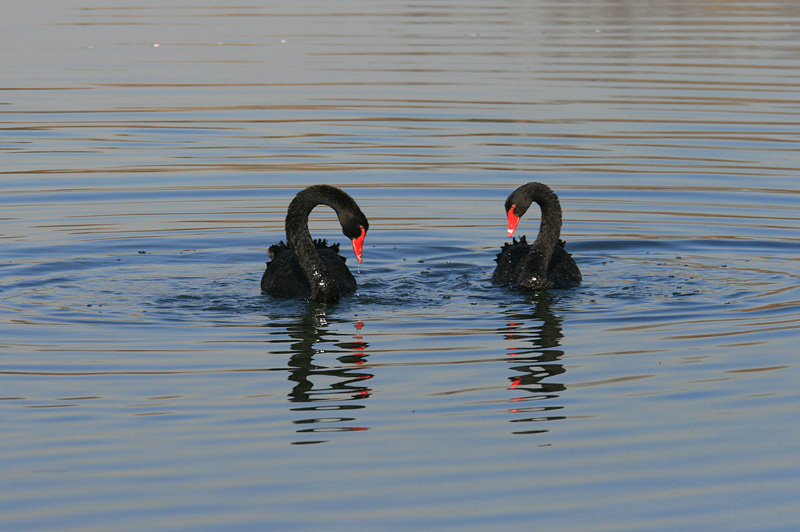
[2,1,800,531]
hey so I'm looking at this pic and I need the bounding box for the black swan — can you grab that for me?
[261,185,369,303]
[491,182,581,290]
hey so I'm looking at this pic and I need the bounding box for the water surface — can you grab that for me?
[2,1,799,531]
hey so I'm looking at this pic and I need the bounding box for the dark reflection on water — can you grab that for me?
[264,303,373,444]
[502,294,567,435]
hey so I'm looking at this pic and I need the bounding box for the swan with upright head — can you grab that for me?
[491,182,581,290]
[261,185,369,303]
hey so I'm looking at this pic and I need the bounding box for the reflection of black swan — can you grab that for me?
[261,185,369,303]
[492,182,581,290]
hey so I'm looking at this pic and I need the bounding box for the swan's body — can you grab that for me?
[491,182,581,290]
[261,239,357,300]
[261,185,368,303]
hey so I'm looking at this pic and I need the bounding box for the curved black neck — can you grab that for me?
[519,183,563,285]
[285,185,351,301]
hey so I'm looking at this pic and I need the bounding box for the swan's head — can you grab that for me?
[504,182,558,237]
[340,211,369,264]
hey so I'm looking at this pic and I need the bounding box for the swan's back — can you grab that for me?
[491,236,533,285]
[547,241,582,288]
[261,239,356,299]
[492,236,581,289]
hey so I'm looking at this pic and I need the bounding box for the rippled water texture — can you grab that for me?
[2,1,799,531]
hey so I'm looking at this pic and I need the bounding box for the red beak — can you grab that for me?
[507,207,520,237]
[351,226,366,264]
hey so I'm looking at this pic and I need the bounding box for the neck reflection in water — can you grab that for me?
[501,294,568,436]
[265,302,372,445]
